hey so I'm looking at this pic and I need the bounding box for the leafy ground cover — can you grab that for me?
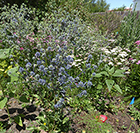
[0,2,140,133]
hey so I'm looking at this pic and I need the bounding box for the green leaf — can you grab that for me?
[14,116,23,127]
[63,117,69,124]
[105,80,114,92]
[36,116,45,121]
[7,66,19,82]
[133,97,140,106]
[0,97,8,109]
[19,95,30,103]
[114,84,122,94]
[0,60,7,68]
[108,66,115,75]
[0,90,3,96]
[100,71,109,76]
[105,64,110,72]
[94,73,102,77]
[112,69,125,77]
[9,92,14,98]
[0,49,11,59]
[97,84,103,89]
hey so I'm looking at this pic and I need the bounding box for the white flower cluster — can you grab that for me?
[100,46,132,74]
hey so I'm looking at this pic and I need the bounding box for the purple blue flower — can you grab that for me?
[54,98,64,109]
[35,52,40,58]
[26,62,32,68]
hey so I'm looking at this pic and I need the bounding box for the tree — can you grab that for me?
[95,0,110,12]
[112,5,126,11]
[84,0,110,13]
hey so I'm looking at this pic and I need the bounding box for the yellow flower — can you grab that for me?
[44,123,46,126]
[106,130,110,133]
[131,117,134,121]
[82,130,86,133]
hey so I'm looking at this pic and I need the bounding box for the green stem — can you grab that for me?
[0,80,12,124]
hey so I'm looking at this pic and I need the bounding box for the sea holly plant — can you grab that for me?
[18,44,93,132]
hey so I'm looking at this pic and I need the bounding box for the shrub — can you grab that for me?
[116,10,140,48]
[92,12,122,36]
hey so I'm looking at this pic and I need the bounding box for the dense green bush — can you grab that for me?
[92,12,122,36]
[116,10,140,48]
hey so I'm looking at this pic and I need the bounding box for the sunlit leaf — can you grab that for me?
[0,97,7,109]
[14,116,23,127]
[105,80,114,92]
[114,84,122,94]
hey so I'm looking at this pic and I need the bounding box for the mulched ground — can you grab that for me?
[0,97,139,133]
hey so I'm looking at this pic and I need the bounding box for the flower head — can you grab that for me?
[38,78,46,85]
[78,81,84,88]
[86,63,91,69]
[54,98,64,109]
[77,90,87,97]
[20,47,24,50]
[37,60,42,65]
[88,54,93,59]
[39,65,45,71]
[19,67,24,73]
[35,52,40,58]
[93,65,98,69]
[47,47,52,51]
[129,58,134,61]
[136,60,140,64]
[30,71,35,76]
[26,62,32,68]
[87,81,92,87]
[135,40,140,45]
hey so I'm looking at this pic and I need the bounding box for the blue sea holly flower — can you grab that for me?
[35,74,40,80]
[58,48,62,53]
[39,65,45,71]
[58,73,63,77]
[68,76,74,82]
[52,58,56,63]
[77,90,87,97]
[67,56,71,61]
[65,64,71,69]
[87,81,92,87]
[86,63,91,69]
[59,67,65,72]
[26,62,32,68]
[40,48,44,53]
[88,54,93,59]
[130,97,135,105]
[63,46,67,50]
[24,59,28,62]
[30,71,35,76]
[81,90,87,95]
[43,67,48,73]
[54,98,64,109]
[75,76,79,81]
[38,79,46,85]
[94,65,98,69]
[58,75,66,83]
[35,52,40,58]
[19,67,24,73]
[70,58,74,63]
[49,65,54,70]
[37,60,42,65]
[92,72,96,76]
[78,81,84,88]
[47,47,52,51]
